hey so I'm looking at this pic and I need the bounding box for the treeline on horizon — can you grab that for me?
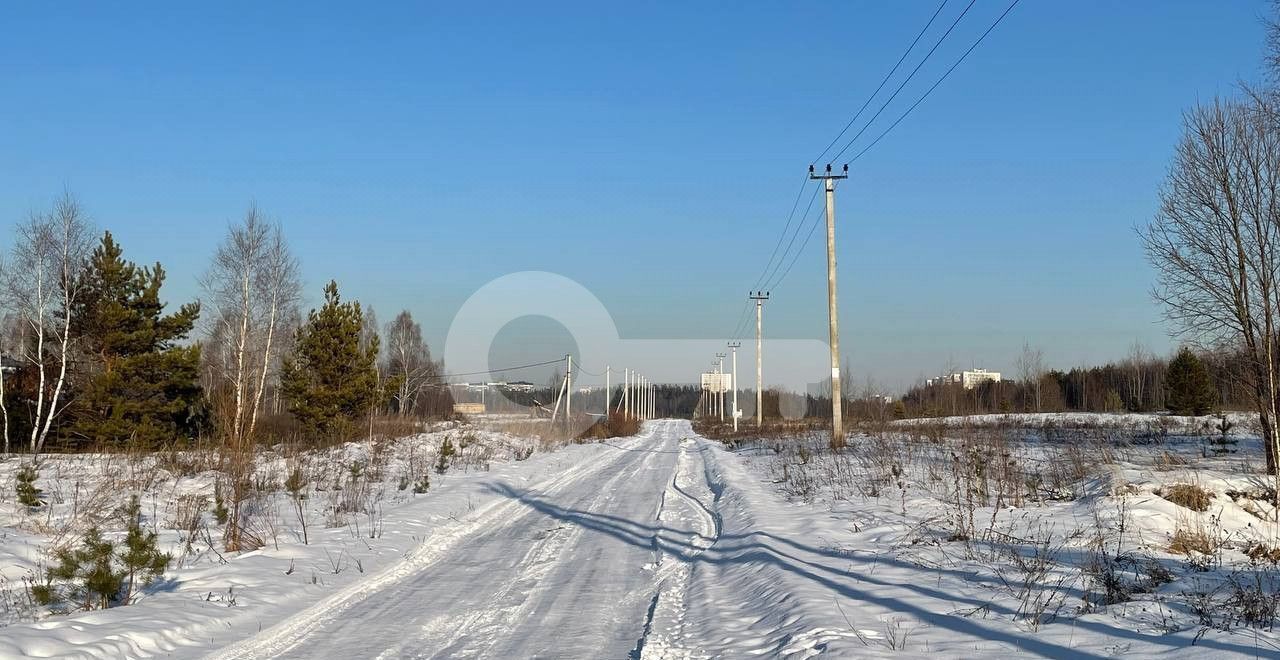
[897,345,1244,419]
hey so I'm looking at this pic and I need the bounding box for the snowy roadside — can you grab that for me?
[0,425,635,659]
[702,414,1280,657]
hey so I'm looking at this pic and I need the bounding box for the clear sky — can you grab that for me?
[0,1,1271,391]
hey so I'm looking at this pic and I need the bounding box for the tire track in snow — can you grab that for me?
[418,430,670,657]
[635,435,720,660]
[209,430,655,660]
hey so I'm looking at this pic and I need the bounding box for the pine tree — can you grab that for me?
[280,281,380,440]
[51,527,122,610]
[119,495,171,603]
[436,437,456,474]
[70,232,206,448]
[1166,347,1217,416]
[15,463,41,508]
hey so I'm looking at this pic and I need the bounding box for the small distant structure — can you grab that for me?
[700,372,732,393]
[926,368,1001,390]
[453,402,486,415]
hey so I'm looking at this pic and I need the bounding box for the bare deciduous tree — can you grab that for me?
[384,310,440,417]
[202,206,301,449]
[1,194,93,455]
[1142,95,1280,481]
[1123,341,1150,412]
[1017,342,1045,413]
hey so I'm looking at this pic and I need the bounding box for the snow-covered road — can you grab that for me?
[203,418,1269,659]
[214,419,717,659]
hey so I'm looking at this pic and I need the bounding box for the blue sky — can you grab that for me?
[0,1,1270,390]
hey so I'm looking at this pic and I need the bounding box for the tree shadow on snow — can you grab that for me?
[483,481,1273,659]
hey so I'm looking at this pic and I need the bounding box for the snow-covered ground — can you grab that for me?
[2,414,1278,657]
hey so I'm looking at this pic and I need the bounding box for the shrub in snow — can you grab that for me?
[213,483,230,525]
[285,466,310,545]
[119,495,171,603]
[15,463,42,508]
[436,437,455,474]
[50,527,121,610]
[413,473,430,494]
[45,496,171,611]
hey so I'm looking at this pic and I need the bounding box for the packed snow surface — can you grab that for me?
[3,416,1278,657]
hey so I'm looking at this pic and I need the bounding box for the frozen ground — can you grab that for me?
[2,415,1279,657]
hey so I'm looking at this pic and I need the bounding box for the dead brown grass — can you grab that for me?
[578,413,641,441]
[1170,525,1215,555]
[1157,483,1213,512]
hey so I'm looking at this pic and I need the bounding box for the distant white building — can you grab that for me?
[926,369,1001,390]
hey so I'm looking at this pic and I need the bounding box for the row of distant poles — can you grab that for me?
[709,164,847,445]
[549,355,654,432]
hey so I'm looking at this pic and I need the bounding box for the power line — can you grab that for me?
[762,191,826,292]
[758,183,822,291]
[437,357,567,381]
[728,298,753,341]
[828,0,979,163]
[764,0,1021,293]
[848,0,1022,165]
[813,0,951,165]
[750,175,814,292]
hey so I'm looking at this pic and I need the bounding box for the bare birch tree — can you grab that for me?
[384,310,439,416]
[2,194,93,455]
[1123,341,1150,412]
[1017,342,1045,413]
[201,206,300,549]
[202,206,300,449]
[1142,95,1280,481]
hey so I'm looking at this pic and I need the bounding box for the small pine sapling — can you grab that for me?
[15,463,42,508]
[120,496,171,603]
[51,527,122,610]
[435,437,456,475]
[413,473,430,494]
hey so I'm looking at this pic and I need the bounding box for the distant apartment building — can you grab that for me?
[926,368,1002,390]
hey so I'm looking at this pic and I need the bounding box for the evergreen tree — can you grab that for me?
[51,527,121,610]
[119,495,171,603]
[69,232,205,448]
[15,463,41,508]
[1166,347,1217,415]
[280,281,379,440]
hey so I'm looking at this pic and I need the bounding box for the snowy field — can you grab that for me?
[1,413,1278,658]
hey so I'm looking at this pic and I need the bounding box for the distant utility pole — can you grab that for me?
[566,353,573,434]
[605,365,610,418]
[728,342,740,432]
[750,291,769,428]
[641,375,647,420]
[810,163,848,450]
[715,353,726,422]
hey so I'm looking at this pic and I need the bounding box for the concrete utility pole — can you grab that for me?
[605,365,610,418]
[750,291,769,428]
[715,353,726,422]
[810,163,848,450]
[728,342,740,432]
[641,375,647,420]
[624,368,631,417]
[566,354,573,434]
